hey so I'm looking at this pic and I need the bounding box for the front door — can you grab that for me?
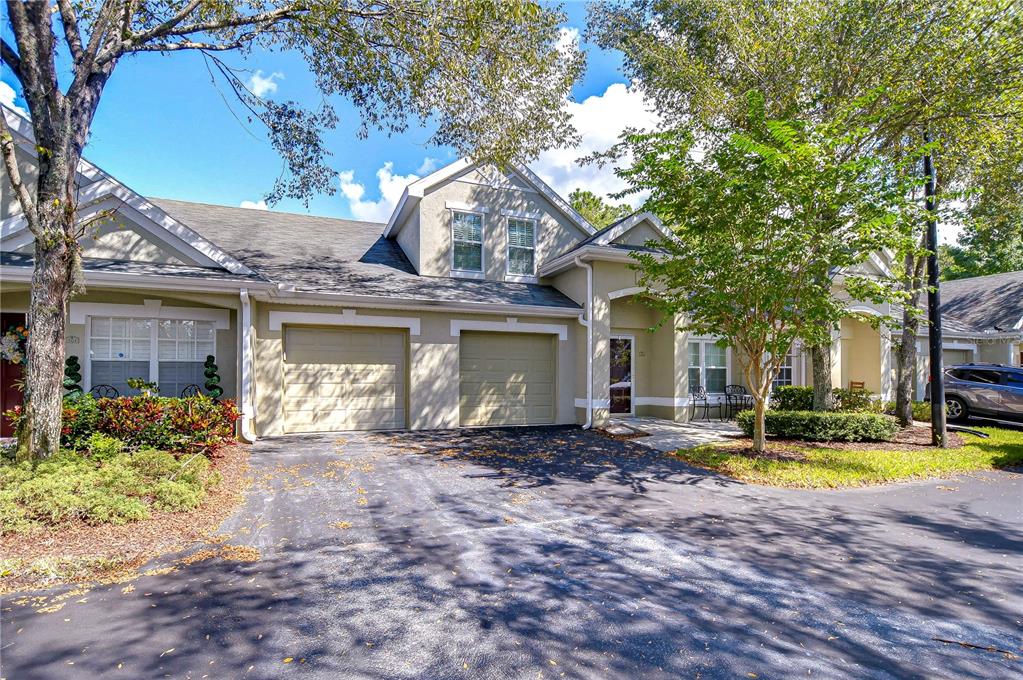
[0,312,26,437]
[610,336,633,414]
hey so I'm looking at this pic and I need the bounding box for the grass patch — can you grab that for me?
[675,426,1023,488]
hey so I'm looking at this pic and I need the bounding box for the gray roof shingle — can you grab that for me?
[149,198,581,311]
[939,270,1023,332]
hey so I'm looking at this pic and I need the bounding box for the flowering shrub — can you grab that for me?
[4,394,239,457]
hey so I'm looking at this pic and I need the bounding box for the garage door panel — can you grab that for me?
[283,327,406,433]
[459,332,555,426]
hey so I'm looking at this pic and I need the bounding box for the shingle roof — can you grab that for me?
[0,251,267,283]
[939,270,1023,332]
[148,198,581,311]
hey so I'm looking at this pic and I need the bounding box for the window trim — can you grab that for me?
[505,215,538,280]
[85,315,218,394]
[449,208,486,277]
[687,337,731,394]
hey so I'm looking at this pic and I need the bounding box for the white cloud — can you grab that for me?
[416,157,439,175]
[530,82,659,209]
[247,70,284,98]
[239,199,268,210]
[557,27,580,55]
[339,161,423,222]
[0,81,27,116]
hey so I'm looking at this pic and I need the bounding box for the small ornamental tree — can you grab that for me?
[63,356,83,396]
[622,97,916,452]
[203,355,223,400]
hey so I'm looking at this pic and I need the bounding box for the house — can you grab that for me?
[1,106,897,438]
[911,271,1023,399]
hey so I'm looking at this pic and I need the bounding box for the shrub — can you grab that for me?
[833,387,880,412]
[912,401,931,422]
[737,410,899,442]
[0,447,221,534]
[772,386,814,411]
[85,433,125,461]
[46,395,240,457]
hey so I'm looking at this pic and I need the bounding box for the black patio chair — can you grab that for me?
[89,384,119,398]
[689,385,724,421]
[724,384,751,419]
[180,384,202,397]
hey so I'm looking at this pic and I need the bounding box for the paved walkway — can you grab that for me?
[2,426,1020,679]
[609,416,742,451]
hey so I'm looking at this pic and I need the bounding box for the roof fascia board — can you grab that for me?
[0,264,271,293]
[595,211,675,246]
[539,244,641,276]
[264,288,582,317]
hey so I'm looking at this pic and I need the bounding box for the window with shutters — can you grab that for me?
[451,210,484,272]
[89,316,217,397]
[506,217,536,276]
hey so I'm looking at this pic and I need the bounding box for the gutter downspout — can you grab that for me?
[574,257,594,429]
[239,289,257,443]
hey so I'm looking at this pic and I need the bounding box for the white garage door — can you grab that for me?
[459,332,555,426]
[942,348,973,367]
[283,327,406,433]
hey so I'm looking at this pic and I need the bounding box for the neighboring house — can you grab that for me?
[910,271,1023,399]
[1,107,895,438]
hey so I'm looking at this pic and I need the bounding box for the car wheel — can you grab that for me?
[945,396,968,422]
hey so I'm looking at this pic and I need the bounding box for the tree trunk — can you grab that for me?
[895,253,926,426]
[810,343,834,411]
[751,396,767,453]
[16,215,76,461]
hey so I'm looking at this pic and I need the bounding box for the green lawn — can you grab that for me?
[674,426,1023,488]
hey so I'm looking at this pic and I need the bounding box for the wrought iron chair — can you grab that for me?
[180,384,202,398]
[689,385,724,421]
[89,384,119,398]
[724,384,751,419]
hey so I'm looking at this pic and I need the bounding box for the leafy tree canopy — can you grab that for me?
[568,188,633,228]
[620,96,919,450]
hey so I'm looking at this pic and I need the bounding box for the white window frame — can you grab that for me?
[449,208,486,279]
[85,315,218,394]
[687,337,732,395]
[771,344,804,389]
[503,210,540,282]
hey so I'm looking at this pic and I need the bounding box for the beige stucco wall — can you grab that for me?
[840,317,882,393]
[611,221,662,247]
[13,218,193,265]
[0,286,239,399]
[251,301,580,436]
[398,165,589,280]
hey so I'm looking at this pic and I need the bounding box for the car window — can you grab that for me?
[1001,371,1023,387]
[955,369,1000,385]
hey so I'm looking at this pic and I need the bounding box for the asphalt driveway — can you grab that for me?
[1,427,1021,679]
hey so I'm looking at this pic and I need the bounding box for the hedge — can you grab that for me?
[737,409,899,442]
[772,385,882,413]
[4,394,238,457]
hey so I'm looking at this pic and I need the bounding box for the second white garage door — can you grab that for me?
[283,327,406,433]
[459,331,555,426]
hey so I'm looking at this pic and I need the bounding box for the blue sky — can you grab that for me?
[1,1,649,222]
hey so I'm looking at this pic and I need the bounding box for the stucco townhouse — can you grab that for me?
[2,107,1018,438]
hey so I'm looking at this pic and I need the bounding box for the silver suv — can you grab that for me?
[930,364,1023,423]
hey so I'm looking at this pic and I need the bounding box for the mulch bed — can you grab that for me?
[711,426,966,460]
[0,444,251,594]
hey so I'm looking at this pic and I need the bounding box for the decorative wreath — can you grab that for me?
[0,324,29,365]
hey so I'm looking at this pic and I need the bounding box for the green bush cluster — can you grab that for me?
[772,385,883,413]
[738,410,899,442]
[5,394,239,456]
[0,440,219,534]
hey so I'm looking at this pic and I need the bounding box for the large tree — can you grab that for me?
[621,100,914,452]
[1,0,583,460]
[568,187,632,228]
[590,0,1023,421]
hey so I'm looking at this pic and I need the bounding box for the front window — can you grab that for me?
[507,217,536,276]
[452,210,483,272]
[688,340,728,393]
[89,316,217,397]
[772,348,796,389]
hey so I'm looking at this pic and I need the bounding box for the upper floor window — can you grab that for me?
[451,210,483,272]
[507,217,536,276]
